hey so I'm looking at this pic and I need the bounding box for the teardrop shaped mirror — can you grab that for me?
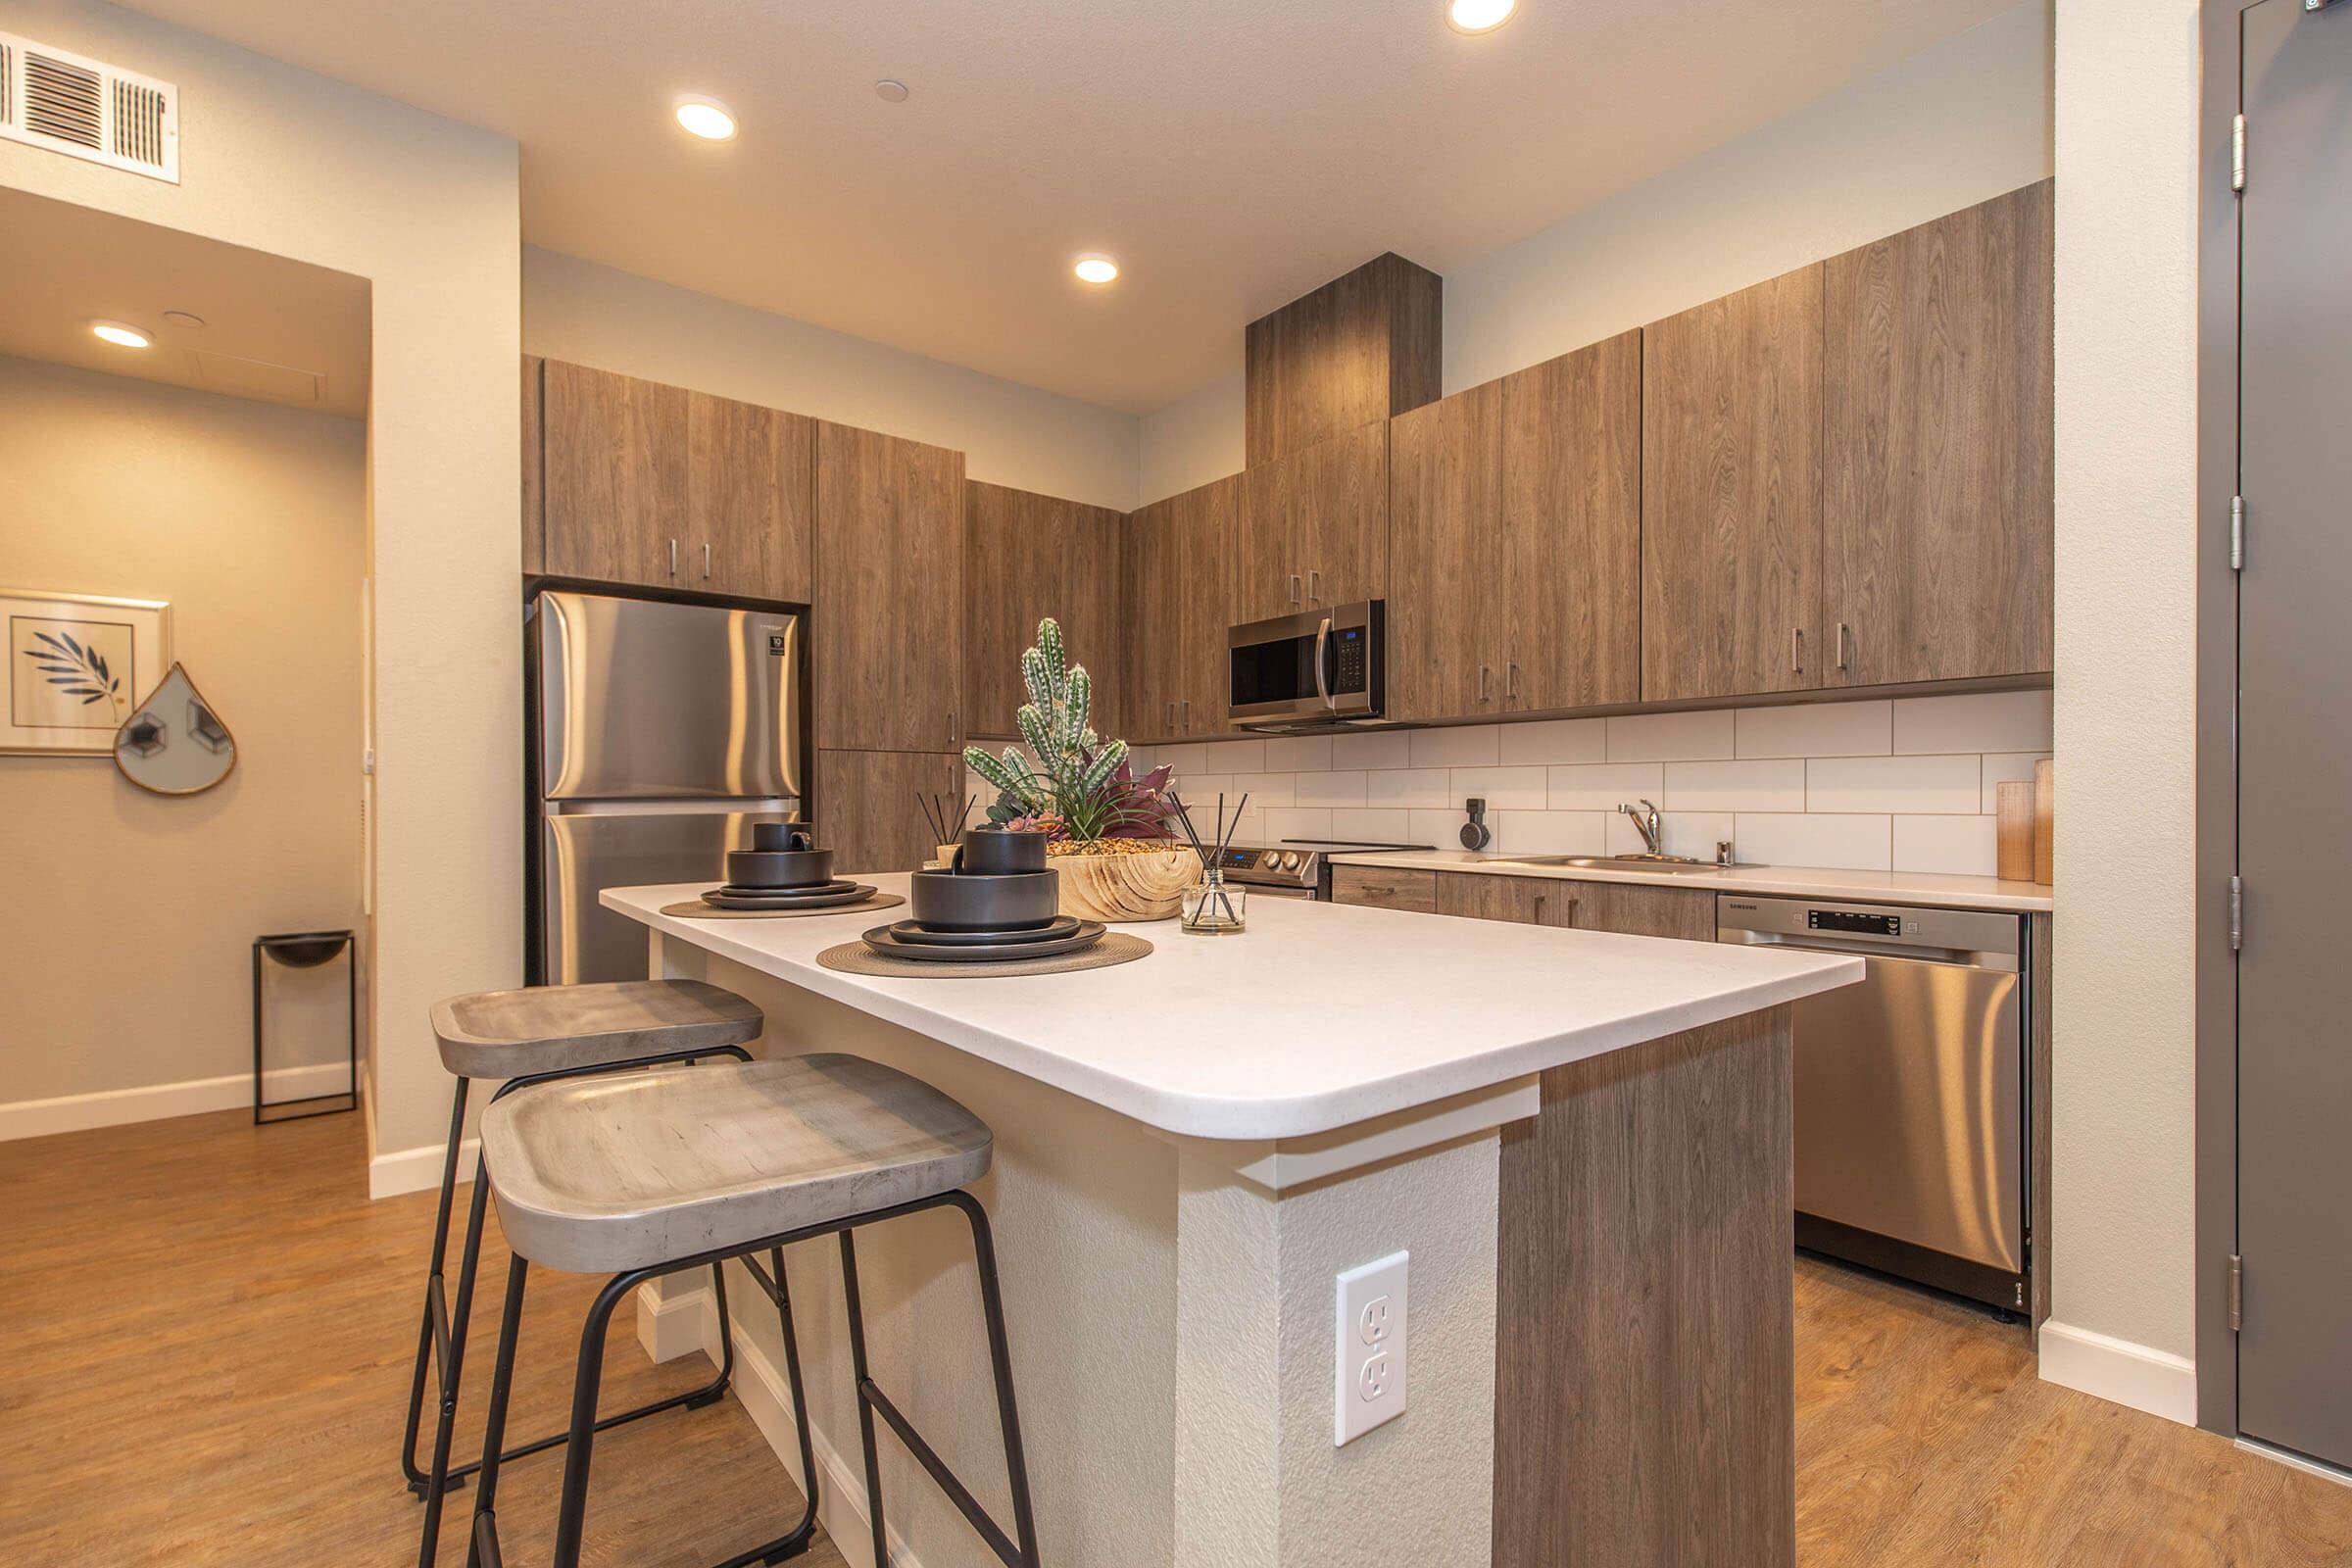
[115,662,236,796]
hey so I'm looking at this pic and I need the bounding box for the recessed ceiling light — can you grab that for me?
[874,78,909,103]
[673,96,738,140]
[162,310,206,329]
[1446,0,1517,33]
[90,320,152,349]
[1073,254,1120,285]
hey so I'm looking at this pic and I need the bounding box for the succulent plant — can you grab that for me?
[964,617,1179,846]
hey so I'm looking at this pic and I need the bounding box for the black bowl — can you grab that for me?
[908,866,1059,931]
[953,825,1050,875]
[726,847,836,889]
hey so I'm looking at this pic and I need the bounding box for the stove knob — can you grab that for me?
[1281,852,1303,872]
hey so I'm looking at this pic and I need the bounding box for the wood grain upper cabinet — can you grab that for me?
[1235,420,1389,623]
[1500,331,1642,710]
[1641,267,1826,703]
[1125,475,1239,744]
[815,750,963,875]
[1388,383,1504,722]
[1823,180,2055,686]
[815,421,965,753]
[521,356,545,573]
[964,481,1123,740]
[688,392,813,602]
[540,360,687,586]
[1245,252,1441,466]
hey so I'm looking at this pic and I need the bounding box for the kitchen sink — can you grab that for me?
[1485,854,1722,875]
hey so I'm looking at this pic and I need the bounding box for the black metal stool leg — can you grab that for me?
[464,1254,529,1568]
[768,1247,821,1555]
[403,1077,471,1494]
[417,1160,494,1566]
[837,1230,892,1568]
[956,1195,1042,1568]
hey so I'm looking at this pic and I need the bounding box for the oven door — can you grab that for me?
[1228,602,1382,724]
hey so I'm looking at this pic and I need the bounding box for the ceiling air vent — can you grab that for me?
[0,31,178,183]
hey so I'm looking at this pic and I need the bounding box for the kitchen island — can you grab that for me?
[603,877,1860,1568]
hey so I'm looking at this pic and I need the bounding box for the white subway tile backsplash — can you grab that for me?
[1605,710,1736,762]
[1409,725,1500,768]
[1366,768,1453,809]
[1733,812,1892,871]
[1449,765,1549,811]
[1294,770,1368,808]
[1662,759,1806,812]
[1330,729,1414,769]
[1492,810,1610,856]
[1807,754,1982,814]
[1260,807,1333,841]
[1979,752,2053,812]
[1262,734,1332,771]
[1893,814,2000,876]
[1331,808,1413,841]
[1546,761,1666,811]
[1892,690,2054,756]
[1606,810,1736,860]
[1495,717,1608,765]
[1735,700,1892,759]
[1229,773,1296,808]
[1197,738,1267,774]
[1179,774,1235,804]
[1407,808,1465,848]
[1153,742,1207,776]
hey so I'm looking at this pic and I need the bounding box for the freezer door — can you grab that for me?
[538,805,789,985]
[536,590,803,800]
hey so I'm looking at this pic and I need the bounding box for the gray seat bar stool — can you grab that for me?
[464,1054,1041,1568]
[404,979,765,1565]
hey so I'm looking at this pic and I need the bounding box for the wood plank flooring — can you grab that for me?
[3,1108,2351,1566]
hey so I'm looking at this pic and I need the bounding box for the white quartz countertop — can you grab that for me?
[603,875,1860,1142]
[1328,849,2055,913]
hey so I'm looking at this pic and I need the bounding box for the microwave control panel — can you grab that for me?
[1335,626,1367,693]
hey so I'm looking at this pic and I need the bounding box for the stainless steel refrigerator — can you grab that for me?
[526,589,804,984]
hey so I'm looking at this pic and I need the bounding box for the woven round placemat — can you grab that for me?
[816,930,1153,978]
[660,892,906,921]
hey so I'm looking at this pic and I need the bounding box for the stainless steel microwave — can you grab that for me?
[1227,602,1385,728]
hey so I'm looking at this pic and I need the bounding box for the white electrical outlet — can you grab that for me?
[1334,1250,1408,1446]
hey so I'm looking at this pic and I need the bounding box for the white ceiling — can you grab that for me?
[115,0,2012,414]
[0,186,371,417]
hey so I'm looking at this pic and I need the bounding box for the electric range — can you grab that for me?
[1206,839,1435,900]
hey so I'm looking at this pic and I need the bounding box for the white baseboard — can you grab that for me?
[2036,1319,2198,1425]
[369,1133,476,1201]
[681,1272,928,1568]
[0,1061,356,1143]
[636,1278,712,1365]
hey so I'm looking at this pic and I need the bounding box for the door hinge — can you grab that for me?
[2228,1253,2244,1332]
[2232,115,2247,192]
[2230,495,2245,570]
[2230,875,2245,952]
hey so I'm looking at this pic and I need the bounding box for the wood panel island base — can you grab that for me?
[602,880,1853,1568]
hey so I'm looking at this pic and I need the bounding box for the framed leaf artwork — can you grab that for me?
[3,589,172,756]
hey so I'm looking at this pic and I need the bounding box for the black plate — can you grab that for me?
[859,921,1104,963]
[712,878,858,899]
[703,883,875,910]
[884,915,1083,948]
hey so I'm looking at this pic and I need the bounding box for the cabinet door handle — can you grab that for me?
[948,710,957,748]
[1534,894,1545,922]
[1836,621,1851,671]
[702,542,712,579]
[1289,572,1302,609]
[1477,664,1491,704]
[1166,701,1177,731]
[668,537,679,576]
[1181,699,1191,731]
[1308,568,1322,604]
[1790,626,1804,673]
[1506,662,1521,702]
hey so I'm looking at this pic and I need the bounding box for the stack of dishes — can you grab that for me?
[703,821,879,910]
[862,826,1104,963]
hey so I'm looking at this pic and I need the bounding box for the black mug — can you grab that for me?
[953,825,1049,875]
[753,820,817,852]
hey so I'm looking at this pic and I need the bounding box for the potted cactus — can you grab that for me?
[963,618,1199,921]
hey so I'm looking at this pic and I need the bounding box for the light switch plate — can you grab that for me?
[1334,1250,1408,1446]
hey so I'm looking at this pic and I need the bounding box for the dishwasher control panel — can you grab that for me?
[1809,908,1902,937]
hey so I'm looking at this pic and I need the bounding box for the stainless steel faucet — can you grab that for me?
[1618,799,1663,855]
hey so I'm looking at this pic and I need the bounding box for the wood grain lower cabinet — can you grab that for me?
[1421,870,1715,941]
[1823,179,2054,686]
[1328,865,1438,912]
[815,750,964,875]
[1435,871,1560,926]
[1125,475,1238,745]
[965,481,1123,740]
[1234,420,1388,623]
[541,359,687,586]
[1642,267,1826,703]
[815,421,965,754]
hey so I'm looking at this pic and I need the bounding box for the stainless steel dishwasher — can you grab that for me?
[1716,894,2030,1313]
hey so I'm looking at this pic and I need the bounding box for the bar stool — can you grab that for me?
[404,979,766,1564]
[465,1054,1040,1568]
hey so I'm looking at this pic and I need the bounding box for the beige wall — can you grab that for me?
[1134,0,2054,503]
[0,357,365,1112]
[0,0,522,1181]
[2039,0,2201,1421]
[524,248,1142,512]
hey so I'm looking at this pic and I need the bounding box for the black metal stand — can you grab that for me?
[406,1047,755,1568]
[251,930,358,1125]
[466,1190,1039,1568]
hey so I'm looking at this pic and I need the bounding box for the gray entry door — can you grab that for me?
[2236,0,2352,1472]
